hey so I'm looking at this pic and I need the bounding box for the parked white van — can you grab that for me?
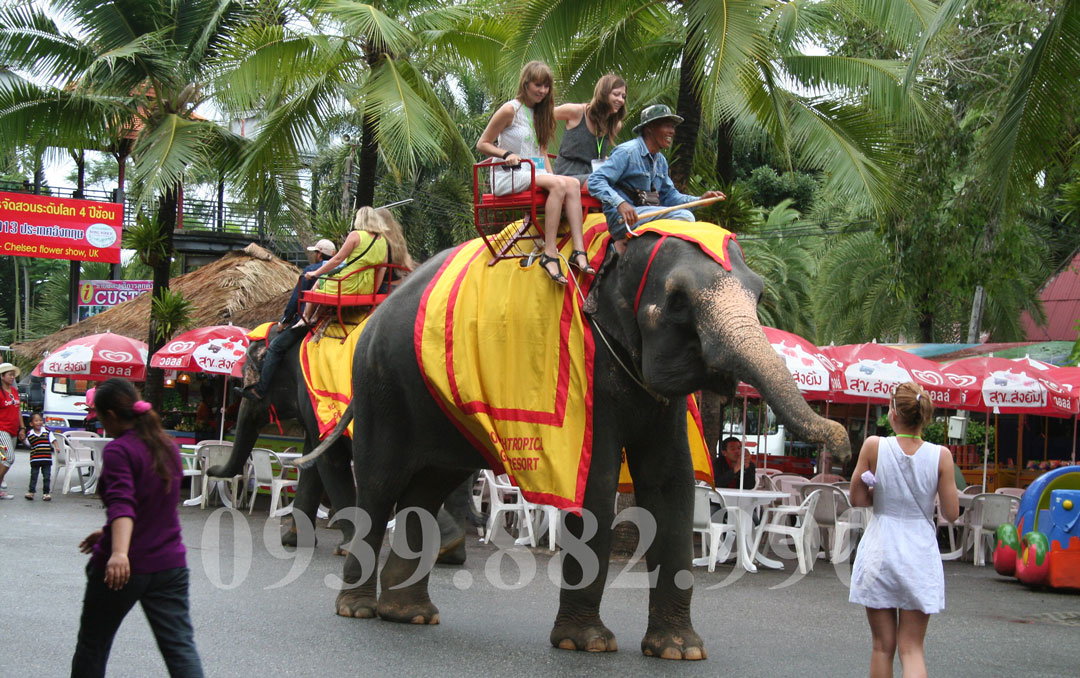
[43,376,90,431]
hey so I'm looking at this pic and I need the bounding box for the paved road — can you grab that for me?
[2,450,1077,677]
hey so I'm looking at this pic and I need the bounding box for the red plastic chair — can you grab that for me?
[298,263,409,338]
[473,157,602,266]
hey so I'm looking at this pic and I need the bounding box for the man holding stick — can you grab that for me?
[588,103,725,252]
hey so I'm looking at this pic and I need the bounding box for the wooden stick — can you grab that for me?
[627,195,726,231]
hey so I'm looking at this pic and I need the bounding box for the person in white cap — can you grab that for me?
[0,362,26,498]
[239,239,336,400]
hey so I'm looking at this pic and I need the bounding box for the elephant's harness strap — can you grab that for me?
[267,403,284,435]
[633,234,668,315]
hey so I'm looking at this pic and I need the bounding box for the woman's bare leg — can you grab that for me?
[536,173,568,257]
[896,609,930,678]
[866,607,898,678]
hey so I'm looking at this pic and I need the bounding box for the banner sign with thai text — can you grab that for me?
[78,280,152,321]
[0,191,123,263]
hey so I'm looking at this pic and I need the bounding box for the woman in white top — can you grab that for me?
[849,382,959,678]
[477,61,594,285]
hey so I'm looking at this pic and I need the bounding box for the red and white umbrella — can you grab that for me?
[942,356,1075,416]
[822,342,961,407]
[736,327,844,400]
[941,356,1077,488]
[150,325,250,438]
[33,332,149,381]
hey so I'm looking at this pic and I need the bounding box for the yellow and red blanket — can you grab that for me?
[415,213,732,511]
[300,315,372,439]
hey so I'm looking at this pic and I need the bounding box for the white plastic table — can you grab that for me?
[713,488,789,572]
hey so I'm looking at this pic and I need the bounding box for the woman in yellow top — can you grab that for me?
[305,207,389,296]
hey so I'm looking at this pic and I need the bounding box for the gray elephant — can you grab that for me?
[207,331,357,550]
[209,327,474,561]
[312,229,849,660]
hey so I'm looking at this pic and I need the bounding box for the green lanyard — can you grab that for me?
[595,133,604,159]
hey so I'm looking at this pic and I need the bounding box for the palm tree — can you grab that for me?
[0,0,253,407]
[503,0,936,213]
[905,0,1080,338]
[740,200,819,338]
[214,0,496,212]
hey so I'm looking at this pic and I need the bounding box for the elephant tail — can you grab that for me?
[292,409,353,470]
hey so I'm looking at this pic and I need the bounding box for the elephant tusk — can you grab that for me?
[292,408,353,469]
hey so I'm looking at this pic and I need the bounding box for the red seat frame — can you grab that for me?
[298,263,409,338]
[473,157,602,265]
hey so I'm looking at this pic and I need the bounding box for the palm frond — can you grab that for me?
[319,0,419,56]
[363,56,448,178]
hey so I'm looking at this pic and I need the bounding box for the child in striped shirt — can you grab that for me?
[25,413,55,501]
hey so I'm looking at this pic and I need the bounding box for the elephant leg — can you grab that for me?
[281,460,324,549]
[550,426,621,653]
[624,412,705,661]
[435,477,472,565]
[318,441,357,556]
[377,468,473,624]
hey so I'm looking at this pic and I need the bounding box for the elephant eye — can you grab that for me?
[666,290,691,325]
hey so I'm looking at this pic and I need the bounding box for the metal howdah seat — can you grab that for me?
[472,157,602,265]
[298,263,410,337]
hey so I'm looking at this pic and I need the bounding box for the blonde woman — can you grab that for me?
[849,382,960,678]
[306,207,389,296]
[375,208,416,293]
[477,61,594,284]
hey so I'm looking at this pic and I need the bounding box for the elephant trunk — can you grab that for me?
[207,397,264,478]
[698,283,850,464]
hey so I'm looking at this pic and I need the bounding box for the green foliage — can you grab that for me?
[742,167,820,212]
[123,213,170,268]
[150,289,197,343]
[876,413,995,449]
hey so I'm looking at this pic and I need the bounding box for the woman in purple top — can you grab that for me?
[71,378,204,678]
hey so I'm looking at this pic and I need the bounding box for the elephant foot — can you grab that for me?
[435,536,466,566]
[550,621,617,653]
[375,596,440,625]
[280,519,316,549]
[640,628,707,661]
[335,587,377,619]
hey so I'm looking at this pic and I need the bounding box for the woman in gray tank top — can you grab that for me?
[478,61,595,284]
[554,74,627,185]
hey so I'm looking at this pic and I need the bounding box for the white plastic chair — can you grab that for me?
[197,441,242,509]
[693,485,735,571]
[247,448,299,516]
[994,487,1024,498]
[962,485,983,495]
[179,451,201,504]
[963,493,1020,566]
[481,470,535,547]
[800,483,864,562]
[773,475,811,506]
[751,489,822,574]
[65,430,101,439]
[56,434,96,495]
[527,502,561,551]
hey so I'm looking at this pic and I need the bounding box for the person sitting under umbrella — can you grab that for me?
[714,436,756,490]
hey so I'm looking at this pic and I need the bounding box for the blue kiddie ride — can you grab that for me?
[993,466,1080,589]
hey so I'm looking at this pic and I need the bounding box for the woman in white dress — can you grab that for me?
[849,382,960,678]
[477,61,593,285]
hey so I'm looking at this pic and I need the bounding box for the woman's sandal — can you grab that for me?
[569,250,596,275]
[539,254,568,285]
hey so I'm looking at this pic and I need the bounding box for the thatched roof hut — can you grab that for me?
[14,243,299,361]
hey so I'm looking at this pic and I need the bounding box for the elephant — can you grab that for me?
[311,228,850,660]
[207,329,358,551]
[208,327,475,561]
